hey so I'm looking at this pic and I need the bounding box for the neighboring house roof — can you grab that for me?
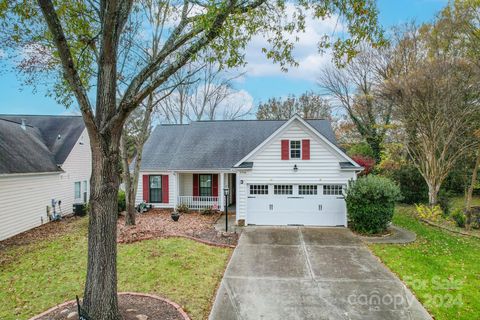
[0,115,85,174]
[141,118,345,171]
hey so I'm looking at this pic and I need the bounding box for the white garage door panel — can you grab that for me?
[247,185,346,226]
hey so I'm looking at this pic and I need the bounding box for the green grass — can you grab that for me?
[369,198,480,320]
[0,218,232,320]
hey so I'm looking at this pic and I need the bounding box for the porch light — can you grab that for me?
[223,187,230,196]
[293,164,298,172]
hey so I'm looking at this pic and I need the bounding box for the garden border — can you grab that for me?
[118,233,237,248]
[29,292,191,320]
[420,219,480,239]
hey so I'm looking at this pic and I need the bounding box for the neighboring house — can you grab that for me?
[0,115,91,240]
[137,115,362,226]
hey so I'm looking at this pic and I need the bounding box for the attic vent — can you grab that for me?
[21,119,27,131]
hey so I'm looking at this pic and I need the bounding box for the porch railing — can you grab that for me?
[177,196,219,211]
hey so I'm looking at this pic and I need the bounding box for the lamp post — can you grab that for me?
[224,187,229,232]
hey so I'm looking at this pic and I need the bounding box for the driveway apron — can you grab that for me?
[209,227,431,320]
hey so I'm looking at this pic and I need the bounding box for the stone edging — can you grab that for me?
[421,219,480,239]
[118,233,236,248]
[29,292,190,320]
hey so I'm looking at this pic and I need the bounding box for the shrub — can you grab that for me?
[385,164,428,204]
[438,190,452,216]
[415,204,442,221]
[345,175,402,234]
[118,190,126,213]
[176,203,189,214]
[200,206,216,215]
[451,209,466,228]
[351,155,375,175]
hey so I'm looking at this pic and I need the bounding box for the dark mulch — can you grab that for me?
[35,294,184,320]
[117,210,238,246]
[0,215,84,251]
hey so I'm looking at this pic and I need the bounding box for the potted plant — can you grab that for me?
[171,211,180,222]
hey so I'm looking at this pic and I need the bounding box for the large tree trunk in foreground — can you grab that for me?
[83,132,121,319]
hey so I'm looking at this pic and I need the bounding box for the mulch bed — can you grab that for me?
[33,293,188,320]
[117,210,239,247]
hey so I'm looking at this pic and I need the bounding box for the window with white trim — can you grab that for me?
[249,185,269,195]
[290,140,301,159]
[274,185,293,195]
[74,181,81,199]
[299,185,317,195]
[323,185,344,195]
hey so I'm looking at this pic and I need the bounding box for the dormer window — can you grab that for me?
[290,140,301,159]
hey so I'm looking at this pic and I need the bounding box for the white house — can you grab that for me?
[136,115,362,226]
[0,115,91,240]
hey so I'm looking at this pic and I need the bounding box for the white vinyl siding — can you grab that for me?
[0,129,92,241]
[236,120,356,223]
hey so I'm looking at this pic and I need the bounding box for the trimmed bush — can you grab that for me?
[346,175,402,234]
[118,190,126,213]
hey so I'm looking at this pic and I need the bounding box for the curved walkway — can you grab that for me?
[210,227,430,320]
[360,225,416,244]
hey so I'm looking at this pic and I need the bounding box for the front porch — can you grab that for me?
[175,172,236,211]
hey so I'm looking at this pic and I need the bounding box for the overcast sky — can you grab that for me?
[0,0,447,116]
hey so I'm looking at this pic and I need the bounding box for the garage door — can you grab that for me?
[247,184,346,226]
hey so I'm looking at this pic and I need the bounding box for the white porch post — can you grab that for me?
[220,172,225,210]
[173,172,178,209]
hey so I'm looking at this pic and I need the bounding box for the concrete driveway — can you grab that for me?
[210,227,431,320]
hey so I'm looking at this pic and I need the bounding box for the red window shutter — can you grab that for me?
[212,174,218,197]
[302,139,310,160]
[193,174,199,196]
[281,140,289,160]
[142,175,150,202]
[162,175,169,203]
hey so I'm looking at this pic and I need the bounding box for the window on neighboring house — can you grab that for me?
[323,185,344,196]
[149,175,162,203]
[250,185,269,195]
[299,185,317,195]
[274,185,293,195]
[290,140,301,159]
[83,181,88,203]
[199,174,212,196]
[74,182,81,199]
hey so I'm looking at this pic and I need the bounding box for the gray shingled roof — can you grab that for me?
[0,115,85,174]
[141,119,340,171]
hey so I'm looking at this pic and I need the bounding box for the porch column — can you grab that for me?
[220,172,225,210]
[173,172,178,208]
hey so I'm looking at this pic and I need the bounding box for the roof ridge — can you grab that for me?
[0,118,36,128]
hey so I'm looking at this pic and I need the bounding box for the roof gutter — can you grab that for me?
[0,170,64,178]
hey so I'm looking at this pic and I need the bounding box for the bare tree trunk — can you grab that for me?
[427,182,440,207]
[120,134,135,226]
[465,147,480,228]
[83,131,121,319]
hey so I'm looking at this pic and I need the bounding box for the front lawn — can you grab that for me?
[369,200,480,320]
[0,217,232,320]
